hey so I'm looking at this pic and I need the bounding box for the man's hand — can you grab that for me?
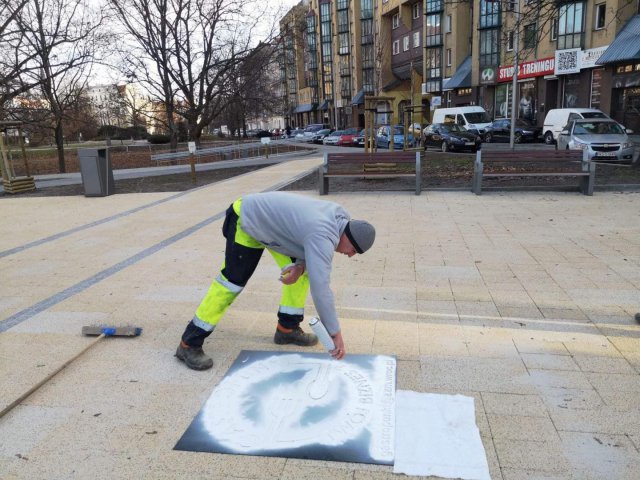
[279,264,304,285]
[329,331,345,360]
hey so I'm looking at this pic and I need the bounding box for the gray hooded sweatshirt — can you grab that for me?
[240,192,350,335]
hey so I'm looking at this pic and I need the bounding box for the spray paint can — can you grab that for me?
[308,316,335,351]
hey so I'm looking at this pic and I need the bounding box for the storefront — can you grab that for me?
[553,46,610,112]
[495,57,555,125]
[596,15,640,131]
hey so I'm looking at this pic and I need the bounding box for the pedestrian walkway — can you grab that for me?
[0,146,316,192]
[1,154,639,479]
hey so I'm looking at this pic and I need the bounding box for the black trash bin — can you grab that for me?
[78,148,115,196]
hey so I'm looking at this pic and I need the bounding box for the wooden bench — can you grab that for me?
[472,149,595,195]
[319,151,421,195]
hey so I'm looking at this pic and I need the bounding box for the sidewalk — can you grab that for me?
[1,155,639,479]
[0,147,315,192]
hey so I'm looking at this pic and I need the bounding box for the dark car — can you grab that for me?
[422,123,482,152]
[255,130,272,138]
[483,118,542,143]
[311,128,333,144]
[353,128,371,147]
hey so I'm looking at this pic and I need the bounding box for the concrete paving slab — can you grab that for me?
[1,161,640,478]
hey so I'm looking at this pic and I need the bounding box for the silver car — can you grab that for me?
[557,119,634,162]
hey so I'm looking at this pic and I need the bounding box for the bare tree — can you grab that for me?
[7,0,107,172]
[109,0,284,149]
[0,0,36,110]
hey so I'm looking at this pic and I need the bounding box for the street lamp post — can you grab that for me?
[509,2,521,149]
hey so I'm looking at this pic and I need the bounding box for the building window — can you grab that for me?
[558,1,585,50]
[320,2,333,99]
[412,3,420,19]
[426,13,442,46]
[362,44,374,69]
[479,0,500,29]
[392,13,400,29]
[426,48,442,79]
[595,3,606,30]
[507,30,514,51]
[479,28,499,67]
[403,35,410,51]
[363,68,375,93]
[413,31,420,47]
[361,18,373,44]
[446,48,452,66]
[361,0,373,19]
[393,39,400,55]
[505,0,515,12]
[551,17,558,40]
[524,23,536,49]
[340,75,351,99]
[445,15,452,33]
[339,32,350,54]
[426,0,443,13]
[337,10,349,33]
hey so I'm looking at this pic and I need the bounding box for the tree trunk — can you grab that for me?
[54,121,66,173]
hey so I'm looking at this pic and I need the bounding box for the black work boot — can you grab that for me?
[175,341,213,370]
[274,326,318,346]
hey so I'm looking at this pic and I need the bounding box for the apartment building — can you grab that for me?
[280,0,381,129]
[279,0,640,131]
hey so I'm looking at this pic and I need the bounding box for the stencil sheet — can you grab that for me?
[175,350,396,464]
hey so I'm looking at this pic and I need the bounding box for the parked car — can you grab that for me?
[422,123,482,152]
[542,108,610,144]
[557,119,634,162]
[303,123,326,140]
[255,129,272,138]
[311,128,333,144]
[323,130,345,145]
[483,118,542,143]
[353,128,373,148]
[289,128,305,140]
[336,127,360,146]
[431,106,492,136]
[375,125,415,149]
[407,123,426,137]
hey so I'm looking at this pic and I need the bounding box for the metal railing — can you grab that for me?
[150,140,312,165]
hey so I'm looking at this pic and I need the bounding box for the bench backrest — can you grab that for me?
[477,149,587,164]
[326,152,418,164]
[324,151,420,174]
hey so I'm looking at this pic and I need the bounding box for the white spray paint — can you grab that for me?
[308,316,335,351]
[200,352,395,462]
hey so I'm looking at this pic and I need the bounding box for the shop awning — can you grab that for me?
[382,78,403,92]
[392,61,423,80]
[318,99,330,111]
[294,103,316,113]
[443,56,472,90]
[351,89,365,105]
[597,15,640,65]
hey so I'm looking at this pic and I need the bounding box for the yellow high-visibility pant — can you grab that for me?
[191,198,310,333]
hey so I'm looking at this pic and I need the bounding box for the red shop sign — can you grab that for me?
[498,57,555,82]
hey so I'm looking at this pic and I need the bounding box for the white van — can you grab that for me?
[431,107,492,135]
[542,108,610,144]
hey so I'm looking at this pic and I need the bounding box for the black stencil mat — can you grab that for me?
[175,350,396,464]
